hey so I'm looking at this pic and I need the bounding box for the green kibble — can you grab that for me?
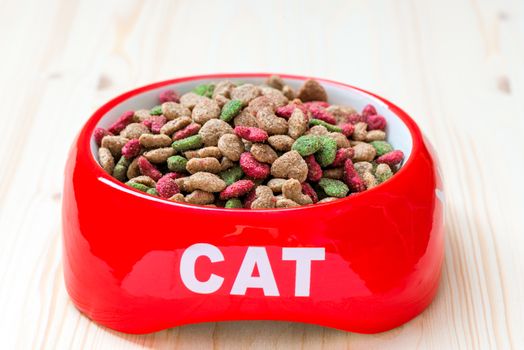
[370,141,393,156]
[192,84,215,98]
[126,182,150,192]
[150,105,163,115]
[172,135,203,151]
[220,99,243,122]
[318,178,349,198]
[292,135,322,156]
[167,155,188,172]
[113,156,131,181]
[309,119,342,133]
[375,164,394,183]
[220,165,244,185]
[225,198,243,208]
[315,136,337,167]
[146,188,158,196]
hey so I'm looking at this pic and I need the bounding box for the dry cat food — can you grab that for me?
[95,76,404,208]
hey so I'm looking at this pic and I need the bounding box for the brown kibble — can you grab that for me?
[162,102,191,120]
[268,135,295,151]
[288,108,308,139]
[362,171,378,189]
[139,133,172,148]
[276,198,299,208]
[328,132,351,148]
[251,186,276,209]
[128,175,156,188]
[198,119,234,146]
[213,80,236,99]
[233,109,259,128]
[101,135,129,158]
[192,99,221,124]
[307,125,329,136]
[352,122,368,141]
[282,179,313,205]
[271,150,308,182]
[282,85,295,100]
[326,105,357,124]
[198,146,222,159]
[297,79,328,102]
[143,147,175,163]
[352,143,376,162]
[250,143,278,164]
[247,96,277,114]
[186,157,222,174]
[127,157,141,179]
[160,116,192,135]
[180,92,206,110]
[169,193,185,202]
[365,130,386,142]
[218,134,244,161]
[185,190,215,205]
[220,157,234,171]
[133,109,151,122]
[354,162,373,176]
[256,108,288,135]
[185,172,227,192]
[267,178,287,193]
[323,167,344,180]
[120,123,150,139]
[260,86,288,107]
[214,94,230,108]
[318,197,337,203]
[230,84,261,106]
[266,75,284,90]
[98,147,114,174]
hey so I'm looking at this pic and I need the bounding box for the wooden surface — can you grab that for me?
[1,0,523,348]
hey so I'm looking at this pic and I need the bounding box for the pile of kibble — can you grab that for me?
[95,76,404,208]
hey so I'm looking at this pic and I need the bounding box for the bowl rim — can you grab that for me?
[80,73,424,212]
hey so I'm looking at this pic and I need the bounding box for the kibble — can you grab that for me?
[95,76,404,208]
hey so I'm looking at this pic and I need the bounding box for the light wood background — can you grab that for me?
[1,0,523,349]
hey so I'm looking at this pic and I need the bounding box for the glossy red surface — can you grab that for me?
[62,74,444,334]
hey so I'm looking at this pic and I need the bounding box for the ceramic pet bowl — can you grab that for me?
[62,73,444,334]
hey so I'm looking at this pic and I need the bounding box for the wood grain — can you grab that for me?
[0,0,523,348]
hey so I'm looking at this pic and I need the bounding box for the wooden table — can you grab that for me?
[1,0,523,348]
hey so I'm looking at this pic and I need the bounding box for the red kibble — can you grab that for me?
[340,123,355,137]
[108,110,134,134]
[142,119,152,129]
[303,101,330,109]
[367,114,387,130]
[243,189,257,208]
[94,128,112,146]
[163,172,184,180]
[239,152,270,179]
[346,113,364,124]
[173,123,201,140]
[275,104,309,119]
[308,105,336,124]
[234,126,268,142]
[304,155,322,182]
[376,150,404,167]
[150,115,167,134]
[137,156,162,181]
[158,89,180,103]
[219,179,255,200]
[301,182,318,203]
[361,104,377,119]
[122,139,140,159]
[332,148,355,167]
[343,159,366,193]
[156,174,180,198]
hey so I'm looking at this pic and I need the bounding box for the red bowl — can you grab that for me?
[62,73,444,334]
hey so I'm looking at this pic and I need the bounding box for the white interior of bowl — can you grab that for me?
[92,77,412,165]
